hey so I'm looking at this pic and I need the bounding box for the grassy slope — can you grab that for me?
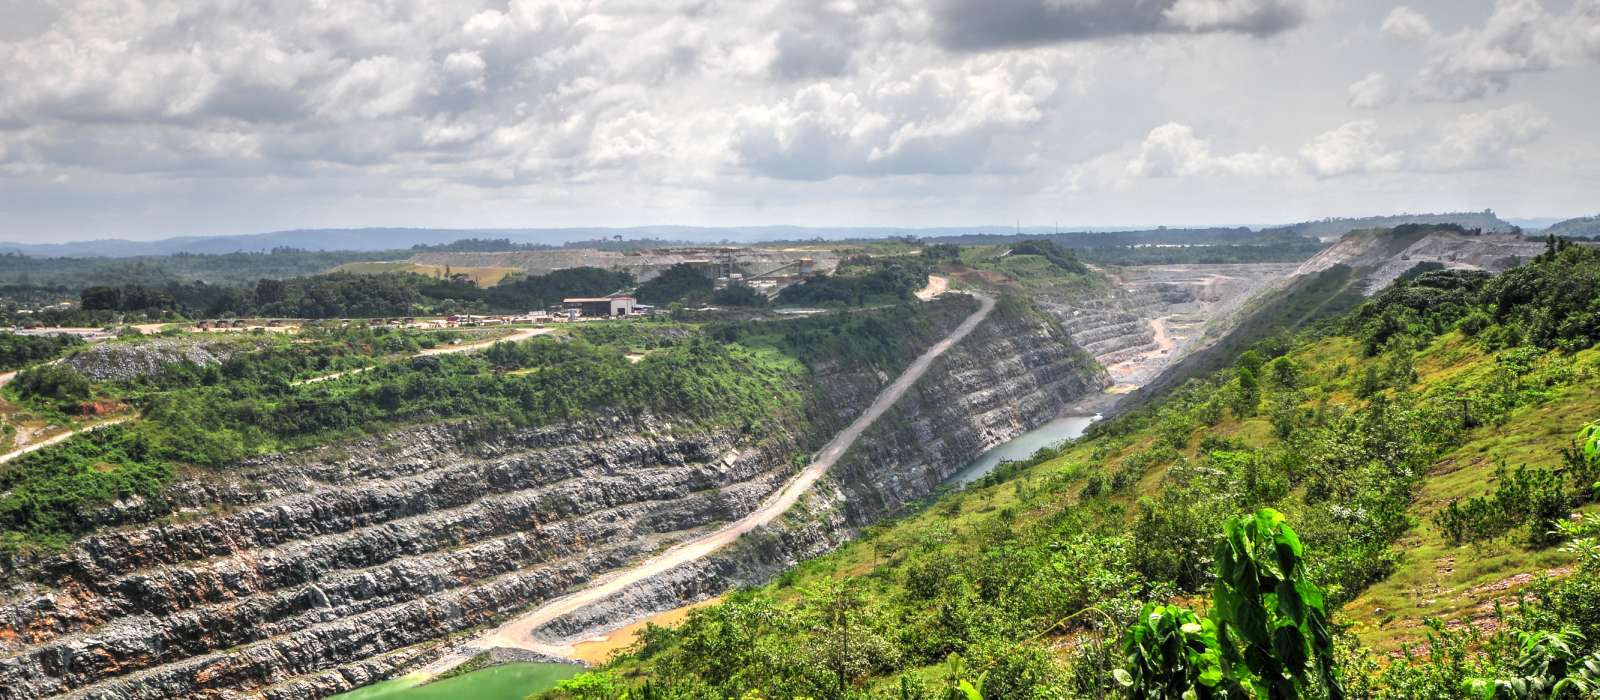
[1344,333,1599,652]
[593,323,1595,691]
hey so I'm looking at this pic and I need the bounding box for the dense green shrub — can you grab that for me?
[707,295,976,372]
[1485,242,1600,350]
[77,266,636,318]
[11,363,91,412]
[0,425,170,547]
[0,332,85,371]
[1006,240,1089,275]
[635,264,713,305]
[777,256,929,307]
[1434,464,1572,546]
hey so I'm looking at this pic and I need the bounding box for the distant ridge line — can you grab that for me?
[0,211,1515,258]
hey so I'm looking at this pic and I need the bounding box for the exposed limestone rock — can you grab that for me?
[529,303,1108,646]
[62,339,251,382]
[1045,263,1298,388]
[1293,230,1545,294]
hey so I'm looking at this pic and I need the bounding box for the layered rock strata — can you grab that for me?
[527,302,1108,648]
[0,299,1106,699]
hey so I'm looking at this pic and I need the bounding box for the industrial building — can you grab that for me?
[563,295,638,318]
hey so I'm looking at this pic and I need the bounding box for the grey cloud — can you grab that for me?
[1347,72,1394,109]
[0,0,57,41]
[1392,1,1600,102]
[932,0,1310,52]
[770,32,853,80]
[762,0,892,81]
[733,57,1060,180]
[0,0,1596,242]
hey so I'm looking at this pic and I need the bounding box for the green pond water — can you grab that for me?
[330,663,583,700]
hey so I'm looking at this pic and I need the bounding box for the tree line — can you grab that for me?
[77,267,636,319]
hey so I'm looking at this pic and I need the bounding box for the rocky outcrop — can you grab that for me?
[62,339,250,382]
[0,298,1106,699]
[1293,229,1545,294]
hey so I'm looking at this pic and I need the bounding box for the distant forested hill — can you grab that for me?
[1263,209,1515,240]
[1543,214,1600,239]
[0,249,396,289]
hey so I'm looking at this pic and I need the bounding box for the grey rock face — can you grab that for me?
[62,339,249,382]
[530,306,1109,646]
[0,305,1106,699]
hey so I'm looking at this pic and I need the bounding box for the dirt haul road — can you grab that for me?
[0,416,132,465]
[292,327,552,386]
[0,329,553,463]
[423,293,997,671]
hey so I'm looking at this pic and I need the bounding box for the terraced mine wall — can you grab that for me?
[1045,263,1298,388]
[525,297,1108,649]
[1123,229,1551,409]
[0,297,1106,699]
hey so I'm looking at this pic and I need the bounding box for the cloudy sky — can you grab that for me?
[1,0,1597,242]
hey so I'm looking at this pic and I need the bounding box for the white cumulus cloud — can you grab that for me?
[1299,120,1402,177]
[1381,6,1435,41]
[1347,72,1394,109]
[1421,102,1549,170]
[1388,0,1600,102]
[1126,123,1296,178]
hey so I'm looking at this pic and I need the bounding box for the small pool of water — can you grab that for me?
[944,414,1099,487]
[330,662,583,700]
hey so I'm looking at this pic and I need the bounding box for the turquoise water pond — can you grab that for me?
[330,662,582,700]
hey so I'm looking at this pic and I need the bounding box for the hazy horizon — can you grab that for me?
[0,213,1567,250]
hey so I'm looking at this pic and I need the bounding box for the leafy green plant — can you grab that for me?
[1465,628,1600,699]
[1580,420,1600,496]
[944,652,988,700]
[1212,509,1343,700]
[1119,509,1342,699]
[1116,603,1230,699]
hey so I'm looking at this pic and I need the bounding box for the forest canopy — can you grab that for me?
[76,267,636,319]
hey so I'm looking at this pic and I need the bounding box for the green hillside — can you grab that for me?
[544,241,1600,698]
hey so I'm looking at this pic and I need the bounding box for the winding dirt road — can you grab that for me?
[422,293,997,672]
[417,327,549,356]
[291,327,551,386]
[1,328,552,461]
[0,416,132,465]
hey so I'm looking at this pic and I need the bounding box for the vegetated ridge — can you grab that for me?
[1125,224,1548,408]
[1541,214,1600,239]
[1263,210,1516,240]
[532,235,1600,699]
